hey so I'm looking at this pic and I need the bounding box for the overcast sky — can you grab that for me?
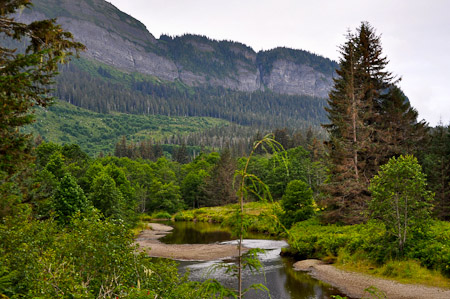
[107,0,450,126]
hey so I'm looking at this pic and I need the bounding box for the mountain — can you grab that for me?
[17,0,337,98]
[13,0,339,155]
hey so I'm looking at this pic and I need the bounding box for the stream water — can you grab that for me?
[158,221,346,299]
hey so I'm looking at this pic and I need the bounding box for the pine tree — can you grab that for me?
[322,28,372,223]
[114,137,126,157]
[203,149,237,206]
[174,143,189,164]
[421,124,450,220]
[377,86,428,162]
[321,22,420,224]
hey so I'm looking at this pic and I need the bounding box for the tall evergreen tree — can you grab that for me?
[321,22,425,224]
[421,124,450,220]
[377,86,428,162]
[322,27,374,223]
[203,149,237,206]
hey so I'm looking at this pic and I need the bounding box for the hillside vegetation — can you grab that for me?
[24,100,229,156]
[55,57,329,128]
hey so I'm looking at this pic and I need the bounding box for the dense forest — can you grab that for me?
[1,1,450,298]
[55,58,328,129]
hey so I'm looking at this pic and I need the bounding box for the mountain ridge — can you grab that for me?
[17,0,338,98]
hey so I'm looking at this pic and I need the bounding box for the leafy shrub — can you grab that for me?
[279,180,315,228]
[0,208,198,298]
[287,218,450,278]
[153,211,172,219]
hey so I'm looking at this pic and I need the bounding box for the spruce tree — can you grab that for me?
[321,22,426,224]
[377,86,428,162]
[203,149,237,206]
[421,124,450,220]
[322,27,374,223]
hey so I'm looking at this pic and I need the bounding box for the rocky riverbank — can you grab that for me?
[294,259,450,299]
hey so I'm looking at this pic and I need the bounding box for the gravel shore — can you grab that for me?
[294,259,450,299]
[135,223,246,261]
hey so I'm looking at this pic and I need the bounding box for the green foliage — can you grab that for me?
[181,169,209,209]
[0,208,198,298]
[287,218,450,279]
[152,211,172,219]
[148,180,183,214]
[420,124,450,220]
[0,0,84,175]
[405,220,450,276]
[279,180,315,228]
[90,171,125,218]
[45,152,66,179]
[25,100,229,156]
[369,155,433,253]
[53,174,88,223]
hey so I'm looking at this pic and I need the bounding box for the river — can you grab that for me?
[158,221,346,299]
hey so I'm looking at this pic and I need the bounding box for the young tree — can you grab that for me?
[89,172,124,218]
[181,170,208,209]
[53,174,88,223]
[368,155,433,253]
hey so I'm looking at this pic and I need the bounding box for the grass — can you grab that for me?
[173,202,283,235]
[336,253,450,289]
[131,219,150,237]
[174,202,274,222]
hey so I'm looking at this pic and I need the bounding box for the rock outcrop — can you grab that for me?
[18,0,337,97]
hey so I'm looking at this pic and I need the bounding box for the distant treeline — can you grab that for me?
[113,126,325,163]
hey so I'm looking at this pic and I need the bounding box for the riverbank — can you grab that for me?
[294,259,450,299]
[135,223,247,261]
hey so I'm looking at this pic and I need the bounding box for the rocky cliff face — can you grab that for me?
[20,0,337,98]
[261,59,333,98]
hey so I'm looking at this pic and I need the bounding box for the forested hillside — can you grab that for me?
[14,0,336,131]
[21,0,338,96]
[55,58,328,127]
[24,100,229,156]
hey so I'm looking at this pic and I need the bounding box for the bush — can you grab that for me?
[279,180,314,228]
[153,211,172,219]
[0,208,198,298]
[287,218,450,278]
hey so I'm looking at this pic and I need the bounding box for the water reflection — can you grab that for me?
[158,221,346,299]
[160,221,231,244]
